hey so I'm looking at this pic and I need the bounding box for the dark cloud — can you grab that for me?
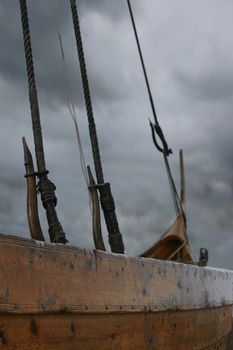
[0,0,140,108]
[0,0,232,270]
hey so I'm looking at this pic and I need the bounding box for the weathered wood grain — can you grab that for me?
[0,234,232,349]
[0,307,231,349]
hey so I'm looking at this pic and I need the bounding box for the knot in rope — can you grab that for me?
[38,179,57,208]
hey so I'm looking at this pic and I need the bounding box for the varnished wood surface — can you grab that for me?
[0,307,231,349]
[141,214,193,262]
[0,234,232,349]
[0,234,232,314]
[22,138,44,242]
[142,150,193,263]
[226,321,233,350]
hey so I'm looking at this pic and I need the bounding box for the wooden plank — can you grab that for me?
[0,234,232,314]
[227,320,233,350]
[0,307,231,349]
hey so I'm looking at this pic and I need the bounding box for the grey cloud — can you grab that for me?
[174,67,233,103]
[81,0,142,21]
[0,1,139,109]
[0,1,232,270]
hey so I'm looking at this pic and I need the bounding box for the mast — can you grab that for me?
[19,0,67,244]
[69,0,124,254]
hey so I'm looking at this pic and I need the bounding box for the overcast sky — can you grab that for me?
[0,0,232,268]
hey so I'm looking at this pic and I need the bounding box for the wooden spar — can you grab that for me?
[22,138,44,241]
[19,0,67,244]
[69,0,124,254]
[87,166,106,251]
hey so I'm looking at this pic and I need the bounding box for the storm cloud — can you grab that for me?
[0,0,232,269]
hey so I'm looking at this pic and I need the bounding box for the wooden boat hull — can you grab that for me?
[0,307,231,349]
[0,234,232,349]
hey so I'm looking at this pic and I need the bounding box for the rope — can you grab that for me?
[70,0,104,184]
[58,34,89,188]
[38,179,57,208]
[58,33,93,213]
[126,0,171,157]
[126,0,185,217]
[167,240,186,261]
[163,154,180,216]
[19,0,67,244]
[19,0,46,174]
[48,1,91,209]
[19,0,36,89]
[126,0,158,124]
[70,0,125,254]
[164,152,188,225]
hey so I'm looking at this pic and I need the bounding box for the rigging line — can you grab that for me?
[127,0,181,217]
[127,0,172,157]
[167,240,186,261]
[70,0,125,254]
[48,1,89,187]
[61,47,89,188]
[58,33,90,190]
[19,0,67,244]
[126,0,158,125]
[164,153,187,224]
[163,154,180,216]
[48,0,88,183]
[128,0,179,215]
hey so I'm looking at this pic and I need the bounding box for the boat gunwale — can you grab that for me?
[0,233,231,273]
[0,233,232,316]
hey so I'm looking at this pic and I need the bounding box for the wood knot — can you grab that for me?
[0,328,7,345]
[30,318,38,336]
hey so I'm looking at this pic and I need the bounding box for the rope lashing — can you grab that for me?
[38,179,57,208]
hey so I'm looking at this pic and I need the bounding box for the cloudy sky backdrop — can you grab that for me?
[0,0,232,268]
